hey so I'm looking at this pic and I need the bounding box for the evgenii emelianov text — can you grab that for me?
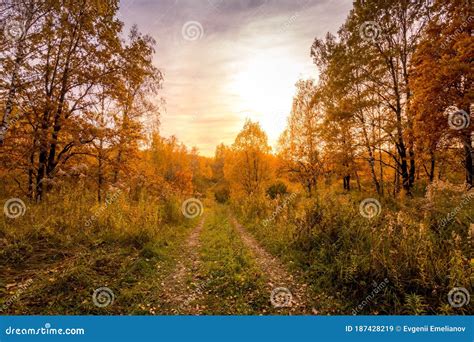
[403,325,466,334]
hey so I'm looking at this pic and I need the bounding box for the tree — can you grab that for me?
[278,80,323,196]
[211,143,228,182]
[227,119,271,195]
[411,0,473,187]
[327,0,432,194]
[0,0,163,202]
[111,25,162,185]
[0,0,50,145]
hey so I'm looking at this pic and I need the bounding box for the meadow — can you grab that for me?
[1,181,472,315]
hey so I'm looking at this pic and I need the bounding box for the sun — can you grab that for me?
[227,52,299,147]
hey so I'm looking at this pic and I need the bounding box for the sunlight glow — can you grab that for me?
[228,52,306,147]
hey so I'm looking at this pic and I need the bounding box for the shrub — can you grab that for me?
[214,187,230,203]
[161,196,182,224]
[266,181,288,199]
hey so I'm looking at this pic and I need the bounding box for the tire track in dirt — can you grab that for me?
[230,215,313,314]
[158,217,206,314]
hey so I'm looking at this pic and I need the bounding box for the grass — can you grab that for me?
[192,206,269,314]
[0,191,200,315]
[233,186,474,315]
[1,184,472,315]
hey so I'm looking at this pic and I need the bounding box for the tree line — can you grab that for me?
[214,0,473,199]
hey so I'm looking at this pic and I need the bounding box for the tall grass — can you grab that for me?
[0,189,200,314]
[233,185,473,314]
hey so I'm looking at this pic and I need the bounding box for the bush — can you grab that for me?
[161,196,182,224]
[266,181,288,199]
[214,187,230,203]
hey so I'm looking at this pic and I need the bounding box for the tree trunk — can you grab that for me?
[343,175,351,191]
[393,158,400,196]
[409,146,415,188]
[462,132,473,187]
[35,146,48,202]
[361,118,380,194]
[27,138,36,199]
[378,117,384,195]
[35,114,50,202]
[394,104,411,195]
[354,169,362,191]
[429,150,435,183]
[98,139,104,202]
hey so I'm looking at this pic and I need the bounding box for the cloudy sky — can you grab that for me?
[118,0,353,156]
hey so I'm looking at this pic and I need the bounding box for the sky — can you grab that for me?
[118,0,353,156]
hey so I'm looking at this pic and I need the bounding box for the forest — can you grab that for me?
[0,0,473,315]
